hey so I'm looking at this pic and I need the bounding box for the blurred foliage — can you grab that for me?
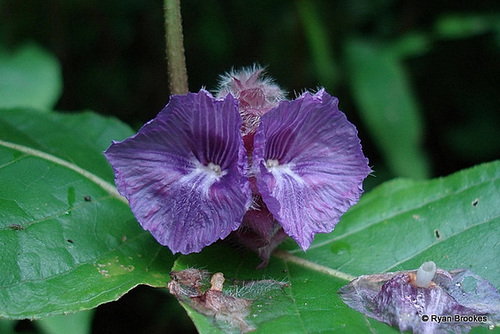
[0,43,62,109]
[35,310,94,334]
[1,0,499,333]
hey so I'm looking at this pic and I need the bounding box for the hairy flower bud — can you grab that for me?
[215,65,285,136]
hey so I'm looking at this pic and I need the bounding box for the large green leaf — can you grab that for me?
[0,44,62,110]
[345,38,430,179]
[172,161,500,333]
[0,109,174,319]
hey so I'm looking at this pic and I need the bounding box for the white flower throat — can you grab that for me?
[266,159,280,168]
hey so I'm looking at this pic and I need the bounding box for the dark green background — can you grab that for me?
[2,0,499,179]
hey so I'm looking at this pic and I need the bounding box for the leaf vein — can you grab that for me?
[281,260,308,333]
[274,250,355,282]
[0,139,125,203]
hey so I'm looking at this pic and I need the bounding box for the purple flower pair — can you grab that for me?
[105,67,371,264]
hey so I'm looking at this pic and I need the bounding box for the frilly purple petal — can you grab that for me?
[252,89,371,250]
[105,90,251,254]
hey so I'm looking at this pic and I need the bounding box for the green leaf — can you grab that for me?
[0,44,62,110]
[344,38,430,179]
[390,32,431,58]
[0,108,134,183]
[35,309,94,334]
[172,161,500,333]
[0,109,174,319]
[0,318,17,334]
[295,0,339,89]
[435,14,500,40]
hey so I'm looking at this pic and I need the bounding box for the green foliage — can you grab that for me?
[435,13,500,41]
[295,0,339,89]
[0,109,174,319]
[0,318,16,334]
[35,310,94,334]
[345,38,430,179]
[0,44,62,110]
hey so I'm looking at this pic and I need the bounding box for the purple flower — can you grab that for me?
[105,91,251,254]
[105,68,371,263]
[253,89,370,250]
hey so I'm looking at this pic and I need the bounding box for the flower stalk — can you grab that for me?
[164,0,188,94]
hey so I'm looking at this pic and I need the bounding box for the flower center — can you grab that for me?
[207,162,222,176]
[266,159,280,168]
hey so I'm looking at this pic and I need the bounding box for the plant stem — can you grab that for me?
[164,0,188,95]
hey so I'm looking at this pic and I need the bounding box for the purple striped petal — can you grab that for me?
[105,90,251,254]
[253,89,371,250]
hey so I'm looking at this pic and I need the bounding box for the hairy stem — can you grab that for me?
[164,0,188,95]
